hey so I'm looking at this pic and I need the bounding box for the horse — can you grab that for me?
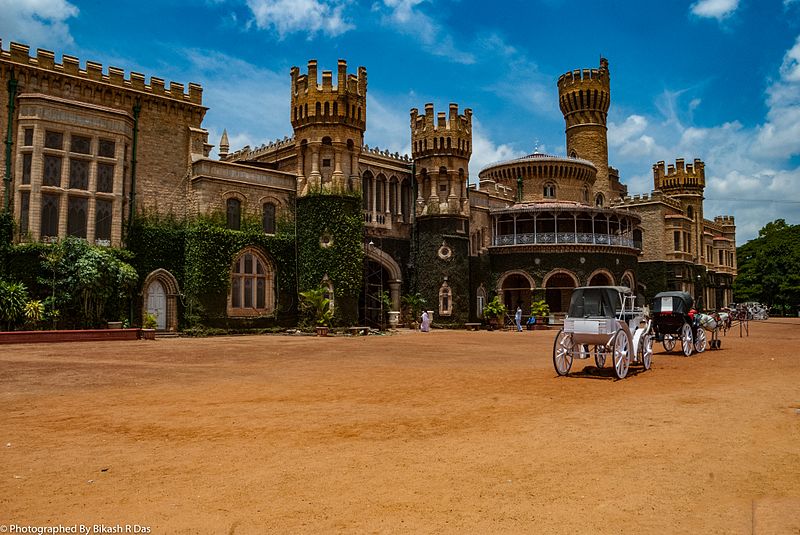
[695,312,724,349]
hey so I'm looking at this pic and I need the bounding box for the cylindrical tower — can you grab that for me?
[290,59,367,196]
[558,58,611,204]
[653,158,706,263]
[409,103,472,324]
[410,103,472,219]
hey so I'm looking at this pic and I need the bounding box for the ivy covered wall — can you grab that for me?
[296,194,364,325]
[416,217,470,324]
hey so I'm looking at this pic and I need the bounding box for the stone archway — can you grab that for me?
[363,245,403,326]
[142,269,180,332]
[496,270,535,313]
[542,270,579,314]
[587,268,615,286]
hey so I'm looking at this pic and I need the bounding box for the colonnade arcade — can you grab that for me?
[361,171,414,226]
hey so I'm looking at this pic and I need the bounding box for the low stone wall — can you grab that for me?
[0,329,142,344]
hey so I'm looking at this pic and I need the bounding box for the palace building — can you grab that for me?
[0,40,736,329]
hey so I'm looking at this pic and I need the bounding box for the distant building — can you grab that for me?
[0,40,736,329]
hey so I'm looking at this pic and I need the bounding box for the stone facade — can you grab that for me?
[0,41,737,328]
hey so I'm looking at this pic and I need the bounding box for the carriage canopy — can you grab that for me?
[568,286,632,318]
[652,291,693,315]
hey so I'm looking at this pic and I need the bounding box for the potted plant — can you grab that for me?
[530,300,551,329]
[482,295,507,331]
[401,292,426,330]
[300,286,334,336]
[141,312,157,340]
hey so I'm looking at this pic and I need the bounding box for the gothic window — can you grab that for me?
[21,153,31,185]
[544,183,556,198]
[582,187,589,203]
[687,205,694,220]
[96,163,114,193]
[19,192,29,236]
[43,155,62,187]
[570,150,577,158]
[476,286,487,318]
[70,135,91,154]
[262,202,276,234]
[95,199,112,242]
[23,128,33,147]
[44,131,63,150]
[69,159,90,190]
[40,194,59,239]
[595,193,605,207]
[228,248,275,316]
[226,198,241,230]
[67,196,88,238]
[439,280,452,316]
[98,139,116,158]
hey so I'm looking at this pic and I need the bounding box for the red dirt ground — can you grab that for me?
[1,320,799,534]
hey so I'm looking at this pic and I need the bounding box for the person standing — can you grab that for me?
[515,305,523,332]
[421,310,431,332]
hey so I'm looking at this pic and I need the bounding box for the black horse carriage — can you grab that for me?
[651,291,706,356]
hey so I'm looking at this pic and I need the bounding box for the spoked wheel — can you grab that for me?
[662,335,676,353]
[639,334,653,370]
[694,328,707,353]
[594,346,607,368]
[552,329,574,376]
[611,331,631,379]
[681,323,694,357]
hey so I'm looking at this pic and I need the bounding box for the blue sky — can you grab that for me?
[2,0,799,243]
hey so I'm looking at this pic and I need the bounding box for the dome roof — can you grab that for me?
[479,151,596,176]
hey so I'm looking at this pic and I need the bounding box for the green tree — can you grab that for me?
[734,219,800,315]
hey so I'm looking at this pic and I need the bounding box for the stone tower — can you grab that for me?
[410,103,472,323]
[654,158,706,262]
[410,103,472,218]
[558,58,616,203]
[290,59,366,196]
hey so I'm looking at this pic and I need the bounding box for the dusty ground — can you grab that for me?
[1,319,799,534]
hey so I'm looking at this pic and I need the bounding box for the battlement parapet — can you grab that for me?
[558,58,610,126]
[653,158,705,192]
[410,103,472,159]
[361,144,411,163]
[615,189,683,210]
[714,215,736,225]
[226,135,296,162]
[290,59,367,131]
[0,40,203,106]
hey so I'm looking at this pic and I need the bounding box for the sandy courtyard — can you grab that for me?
[1,320,799,534]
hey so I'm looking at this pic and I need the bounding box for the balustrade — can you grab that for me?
[492,232,637,249]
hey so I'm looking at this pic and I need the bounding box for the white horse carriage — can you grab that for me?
[695,310,731,349]
[553,286,653,379]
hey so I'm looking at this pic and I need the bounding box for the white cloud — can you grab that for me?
[180,49,291,157]
[471,119,526,178]
[609,35,800,243]
[0,0,78,49]
[378,0,474,64]
[246,0,354,39]
[365,92,412,155]
[690,0,739,20]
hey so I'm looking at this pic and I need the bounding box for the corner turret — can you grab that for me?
[410,102,472,218]
[290,59,367,196]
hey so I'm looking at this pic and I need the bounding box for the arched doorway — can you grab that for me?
[142,269,180,331]
[500,272,533,312]
[147,281,166,330]
[544,272,577,313]
[588,271,613,286]
[360,245,403,328]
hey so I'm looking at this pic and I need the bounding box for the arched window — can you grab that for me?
[226,198,241,230]
[595,193,605,207]
[228,248,275,316]
[687,205,694,220]
[544,183,556,199]
[262,202,276,234]
[40,194,59,239]
[439,280,452,316]
[582,187,589,204]
[476,285,487,318]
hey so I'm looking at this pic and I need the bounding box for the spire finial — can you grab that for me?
[219,129,229,158]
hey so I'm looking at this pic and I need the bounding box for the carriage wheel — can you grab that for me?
[612,331,631,379]
[552,329,573,376]
[594,346,607,368]
[694,328,707,353]
[639,334,653,370]
[681,323,694,357]
[663,335,676,353]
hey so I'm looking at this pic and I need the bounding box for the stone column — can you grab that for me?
[332,145,345,189]
[309,144,321,189]
[388,280,401,328]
